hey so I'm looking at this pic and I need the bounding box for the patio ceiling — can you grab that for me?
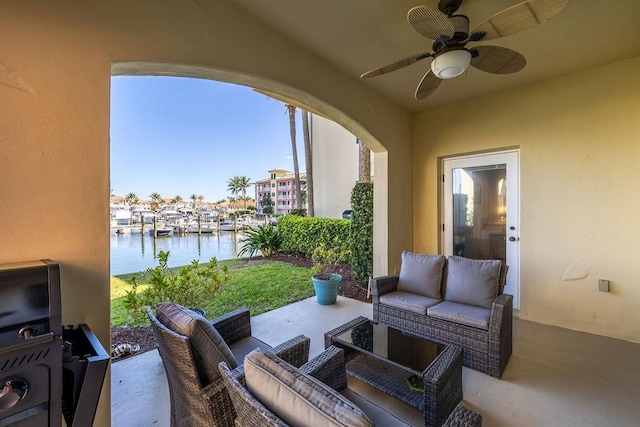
[227,0,640,113]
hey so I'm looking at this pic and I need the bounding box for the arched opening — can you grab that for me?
[111,61,390,276]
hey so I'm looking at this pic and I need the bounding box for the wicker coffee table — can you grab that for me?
[325,316,464,427]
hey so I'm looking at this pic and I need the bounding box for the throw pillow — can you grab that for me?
[444,256,502,308]
[397,251,446,299]
[156,302,237,385]
[244,349,372,427]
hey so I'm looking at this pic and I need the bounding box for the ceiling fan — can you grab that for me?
[360,0,571,100]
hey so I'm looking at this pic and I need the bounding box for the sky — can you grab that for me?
[110,76,306,202]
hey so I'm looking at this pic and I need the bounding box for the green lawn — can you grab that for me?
[111,259,315,327]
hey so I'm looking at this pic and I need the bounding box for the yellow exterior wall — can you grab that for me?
[0,1,412,424]
[311,115,359,219]
[414,55,640,344]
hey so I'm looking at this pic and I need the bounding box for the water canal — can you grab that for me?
[110,231,243,275]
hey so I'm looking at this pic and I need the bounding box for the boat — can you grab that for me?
[110,205,132,227]
[219,221,239,232]
[149,227,173,237]
[186,223,218,233]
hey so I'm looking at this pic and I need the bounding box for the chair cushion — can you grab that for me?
[156,302,237,385]
[244,349,372,427]
[397,251,446,299]
[427,301,492,330]
[229,336,271,363]
[445,256,502,308]
[379,291,441,315]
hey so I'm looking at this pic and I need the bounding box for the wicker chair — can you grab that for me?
[219,346,414,427]
[146,306,310,427]
[442,402,483,427]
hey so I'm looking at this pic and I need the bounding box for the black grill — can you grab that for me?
[0,260,108,427]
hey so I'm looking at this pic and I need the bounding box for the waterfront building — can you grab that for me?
[254,169,306,215]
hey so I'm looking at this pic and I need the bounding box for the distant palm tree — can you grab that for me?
[124,192,139,206]
[227,196,236,209]
[237,176,252,212]
[149,192,162,211]
[261,194,274,215]
[198,195,204,206]
[172,195,183,209]
[301,110,314,216]
[227,176,241,208]
[286,105,302,209]
[190,194,198,208]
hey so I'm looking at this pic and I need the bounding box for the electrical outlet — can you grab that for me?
[598,279,610,292]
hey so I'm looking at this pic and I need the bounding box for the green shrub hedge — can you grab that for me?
[278,215,351,262]
[350,182,373,283]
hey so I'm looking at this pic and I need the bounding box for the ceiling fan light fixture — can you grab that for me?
[431,49,471,79]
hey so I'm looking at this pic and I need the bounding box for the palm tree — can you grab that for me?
[124,192,139,206]
[172,195,183,209]
[286,104,302,209]
[261,194,274,215]
[358,138,371,182]
[227,196,236,210]
[227,176,241,208]
[149,192,162,212]
[237,176,252,212]
[198,195,204,206]
[190,194,198,208]
[301,110,314,216]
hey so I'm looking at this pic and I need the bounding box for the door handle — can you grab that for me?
[509,236,519,242]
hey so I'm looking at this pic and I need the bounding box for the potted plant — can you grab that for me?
[310,243,348,305]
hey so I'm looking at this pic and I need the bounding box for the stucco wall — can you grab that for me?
[311,115,359,219]
[413,56,640,344]
[0,1,412,425]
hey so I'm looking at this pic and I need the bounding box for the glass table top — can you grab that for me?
[333,319,442,372]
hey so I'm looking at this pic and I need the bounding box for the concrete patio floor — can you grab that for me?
[112,296,640,426]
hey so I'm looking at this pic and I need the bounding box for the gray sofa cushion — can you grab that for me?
[379,291,441,315]
[445,256,502,308]
[156,302,237,385]
[397,252,446,299]
[428,301,492,330]
[244,349,372,427]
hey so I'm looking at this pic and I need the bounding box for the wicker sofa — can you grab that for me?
[372,252,512,378]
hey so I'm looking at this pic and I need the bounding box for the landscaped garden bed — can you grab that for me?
[111,253,370,361]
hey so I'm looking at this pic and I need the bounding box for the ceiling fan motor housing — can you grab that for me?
[431,48,472,79]
[438,0,463,15]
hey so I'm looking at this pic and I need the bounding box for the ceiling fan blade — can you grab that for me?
[407,6,454,40]
[360,51,433,78]
[470,45,527,74]
[471,0,570,41]
[415,71,443,100]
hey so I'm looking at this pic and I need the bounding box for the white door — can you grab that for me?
[442,150,520,308]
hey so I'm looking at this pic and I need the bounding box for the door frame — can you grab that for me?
[440,149,520,308]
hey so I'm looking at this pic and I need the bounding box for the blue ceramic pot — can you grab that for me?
[312,274,342,305]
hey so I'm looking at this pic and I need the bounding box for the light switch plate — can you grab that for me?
[598,279,610,292]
